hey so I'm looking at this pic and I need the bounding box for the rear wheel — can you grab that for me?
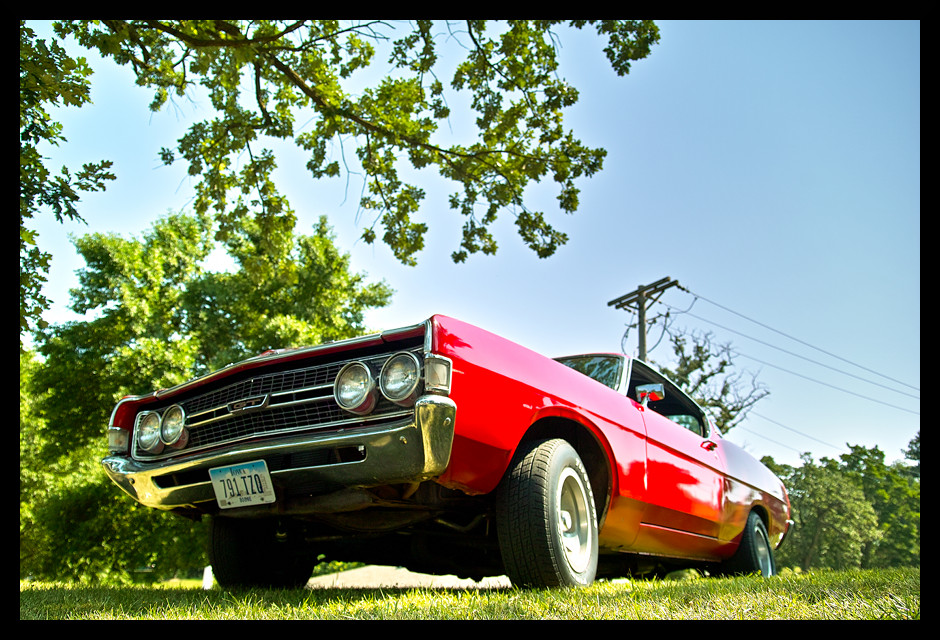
[208,516,315,589]
[496,438,598,587]
[720,511,776,577]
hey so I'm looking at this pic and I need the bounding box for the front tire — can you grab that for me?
[496,438,598,587]
[720,511,776,577]
[208,517,315,589]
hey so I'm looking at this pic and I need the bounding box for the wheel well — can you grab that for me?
[749,505,770,531]
[753,505,777,547]
[519,417,612,526]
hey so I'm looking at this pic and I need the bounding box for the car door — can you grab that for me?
[627,361,726,540]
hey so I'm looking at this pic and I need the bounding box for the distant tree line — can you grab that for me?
[764,436,919,571]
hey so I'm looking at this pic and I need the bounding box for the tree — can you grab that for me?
[904,431,920,479]
[838,443,920,568]
[773,454,880,571]
[763,435,920,572]
[651,329,769,433]
[19,350,47,568]
[51,20,659,268]
[34,211,390,451]
[22,347,208,584]
[183,216,393,373]
[20,21,115,341]
[22,213,391,582]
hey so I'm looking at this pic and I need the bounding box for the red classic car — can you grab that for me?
[103,315,791,588]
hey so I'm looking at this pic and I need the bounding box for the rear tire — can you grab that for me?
[208,516,315,589]
[719,511,776,577]
[496,438,598,587]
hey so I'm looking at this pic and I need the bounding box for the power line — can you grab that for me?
[732,348,919,416]
[652,296,919,412]
[733,426,808,455]
[655,301,919,402]
[749,411,846,452]
[606,281,918,461]
[675,284,920,393]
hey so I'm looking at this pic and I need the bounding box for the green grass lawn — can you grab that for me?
[20,567,919,620]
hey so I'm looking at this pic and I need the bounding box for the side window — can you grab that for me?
[664,413,704,437]
[627,362,707,438]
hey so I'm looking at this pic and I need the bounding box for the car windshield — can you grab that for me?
[555,355,623,391]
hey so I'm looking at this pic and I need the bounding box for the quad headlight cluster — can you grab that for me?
[333,351,452,416]
[134,404,188,454]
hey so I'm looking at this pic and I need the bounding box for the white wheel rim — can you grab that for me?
[556,467,593,574]
[754,523,773,575]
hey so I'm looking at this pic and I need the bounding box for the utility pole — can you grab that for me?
[607,277,679,360]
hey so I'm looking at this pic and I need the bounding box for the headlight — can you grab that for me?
[136,411,164,454]
[160,404,188,448]
[334,361,377,415]
[379,352,422,406]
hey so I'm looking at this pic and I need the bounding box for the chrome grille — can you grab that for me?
[184,363,343,415]
[132,348,421,461]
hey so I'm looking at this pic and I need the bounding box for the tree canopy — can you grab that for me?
[34,212,391,452]
[20,20,659,343]
[20,21,115,336]
[51,20,659,266]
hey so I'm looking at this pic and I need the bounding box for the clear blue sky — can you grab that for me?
[26,20,920,468]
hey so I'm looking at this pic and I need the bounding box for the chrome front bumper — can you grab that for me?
[101,395,456,514]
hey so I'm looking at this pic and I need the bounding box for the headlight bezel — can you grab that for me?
[379,351,423,406]
[333,361,378,415]
[160,404,188,448]
[136,410,164,454]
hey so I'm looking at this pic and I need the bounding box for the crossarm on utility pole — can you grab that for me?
[607,277,679,360]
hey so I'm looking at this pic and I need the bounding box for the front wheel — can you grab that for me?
[208,516,315,589]
[719,511,776,577]
[496,438,599,587]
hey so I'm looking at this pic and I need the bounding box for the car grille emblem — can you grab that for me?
[226,394,269,414]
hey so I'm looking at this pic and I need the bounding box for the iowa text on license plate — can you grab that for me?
[208,460,276,509]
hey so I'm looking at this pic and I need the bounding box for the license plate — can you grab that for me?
[208,460,276,509]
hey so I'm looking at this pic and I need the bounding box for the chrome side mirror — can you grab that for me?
[636,383,665,408]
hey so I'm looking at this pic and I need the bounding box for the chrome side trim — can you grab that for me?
[423,318,433,352]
